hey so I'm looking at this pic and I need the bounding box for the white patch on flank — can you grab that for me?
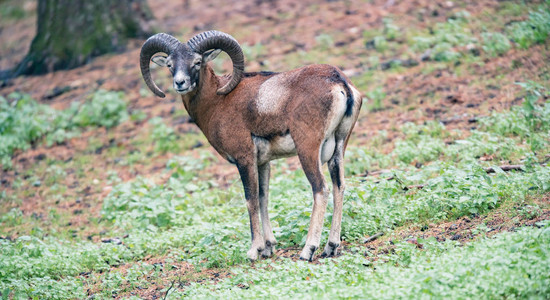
[256,75,289,114]
[325,85,347,135]
[254,134,297,165]
[326,84,348,131]
[335,85,361,137]
[271,134,295,154]
[318,85,350,164]
[321,135,336,164]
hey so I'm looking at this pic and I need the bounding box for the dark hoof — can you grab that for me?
[261,240,276,258]
[321,241,340,258]
[299,245,318,261]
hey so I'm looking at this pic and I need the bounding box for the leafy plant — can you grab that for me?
[432,42,461,62]
[102,153,217,230]
[166,153,215,183]
[0,235,132,299]
[0,208,23,228]
[481,32,511,56]
[0,93,61,168]
[507,7,550,49]
[393,135,445,164]
[148,117,180,153]
[0,2,27,21]
[518,204,542,220]
[182,226,550,299]
[72,90,128,128]
[101,177,188,229]
[365,87,386,111]
[391,121,448,165]
[344,145,392,176]
[315,33,334,50]
[412,15,476,61]
[383,18,400,41]
[130,109,147,122]
[480,81,549,151]
[241,42,265,62]
[0,91,129,169]
[373,36,388,52]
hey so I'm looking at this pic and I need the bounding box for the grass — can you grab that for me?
[507,7,550,50]
[481,32,511,57]
[0,90,128,169]
[0,0,31,23]
[178,224,550,299]
[2,87,549,297]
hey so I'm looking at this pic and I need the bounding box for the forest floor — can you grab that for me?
[1,0,549,298]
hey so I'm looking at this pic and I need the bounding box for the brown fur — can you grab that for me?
[179,63,362,261]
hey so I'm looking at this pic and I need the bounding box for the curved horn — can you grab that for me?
[140,33,181,98]
[187,31,245,95]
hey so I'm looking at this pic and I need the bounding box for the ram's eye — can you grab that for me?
[194,61,201,67]
[167,63,173,68]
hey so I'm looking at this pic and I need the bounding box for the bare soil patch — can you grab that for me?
[364,193,550,258]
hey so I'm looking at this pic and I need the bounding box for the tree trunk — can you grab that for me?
[16,0,155,75]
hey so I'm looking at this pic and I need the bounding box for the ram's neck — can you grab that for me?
[180,65,221,136]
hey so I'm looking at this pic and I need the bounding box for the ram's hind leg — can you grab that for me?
[296,142,329,262]
[321,139,346,257]
[258,163,277,257]
[323,87,361,257]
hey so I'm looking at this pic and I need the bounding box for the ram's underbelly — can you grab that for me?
[253,134,295,165]
[253,133,336,165]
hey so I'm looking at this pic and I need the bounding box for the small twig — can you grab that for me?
[163,279,176,300]
[484,164,524,173]
[373,176,394,184]
[405,184,425,190]
[363,232,384,243]
[363,169,393,177]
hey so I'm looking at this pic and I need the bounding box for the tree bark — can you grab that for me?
[15,0,155,75]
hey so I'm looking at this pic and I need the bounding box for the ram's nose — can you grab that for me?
[175,79,186,88]
[173,72,192,94]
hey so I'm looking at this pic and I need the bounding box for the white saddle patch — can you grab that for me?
[256,75,289,114]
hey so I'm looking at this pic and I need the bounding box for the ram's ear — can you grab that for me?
[202,49,222,62]
[151,55,169,67]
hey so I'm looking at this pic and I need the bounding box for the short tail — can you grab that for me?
[329,69,355,117]
[342,80,354,117]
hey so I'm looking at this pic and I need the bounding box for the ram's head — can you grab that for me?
[140,31,245,97]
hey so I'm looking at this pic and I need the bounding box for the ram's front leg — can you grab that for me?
[237,162,265,261]
[258,163,277,258]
